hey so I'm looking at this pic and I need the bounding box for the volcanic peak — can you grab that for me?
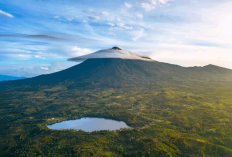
[68,47,153,62]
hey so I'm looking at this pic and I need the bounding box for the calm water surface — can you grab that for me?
[47,117,130,132]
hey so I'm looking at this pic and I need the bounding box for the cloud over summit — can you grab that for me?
[68,47,153,62]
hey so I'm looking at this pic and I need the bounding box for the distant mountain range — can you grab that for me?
[0,75,26,82]
[0,58,232,90]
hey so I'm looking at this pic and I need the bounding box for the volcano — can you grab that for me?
[0,47,232,90]
[2,47,232,157]
[68,47,153,62]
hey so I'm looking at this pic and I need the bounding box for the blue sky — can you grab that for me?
[1,0,232,77]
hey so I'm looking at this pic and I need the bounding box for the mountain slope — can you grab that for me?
[0,58,232,90]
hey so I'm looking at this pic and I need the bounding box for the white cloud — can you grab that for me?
[0,53,32,60]
[125,2,132,8]
[108,22,115,26]
[67,17,73,21]
[151,0,171,5]
[40,67,49,70]
[0,27,11,30]
[0,62,73,77]
[148,44,232,69]
[137,13,143,19]
[117,22,133,29]
[0,10,14,18]
[35,55,46,59]
[71,46,93,57]
[113,18,133,30]
[102,11,109,16]
[133,29,145,41]
[47,62,71,72]
[141,3,155,11]
[68,47,152,62]
[108,18,133,31]
[119,8,132,18]
[124,26,133,29]
[17,54,32,60]
[141,0,172,11]
[194,2,232,46]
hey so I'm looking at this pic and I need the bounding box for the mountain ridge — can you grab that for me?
[0,58,232,91]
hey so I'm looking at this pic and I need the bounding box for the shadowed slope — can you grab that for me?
[0,58,232,90]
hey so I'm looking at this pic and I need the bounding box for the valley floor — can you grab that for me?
[1,84,232,156]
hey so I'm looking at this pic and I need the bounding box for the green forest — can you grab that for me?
[1,82,232,156]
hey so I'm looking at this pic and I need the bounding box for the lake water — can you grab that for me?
[47,117,130,132]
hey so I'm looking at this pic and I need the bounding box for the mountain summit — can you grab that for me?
[68,47,153,62]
